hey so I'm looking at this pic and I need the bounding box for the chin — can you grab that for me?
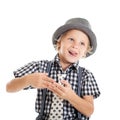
[67,54,80,61]
[67,59,78,64]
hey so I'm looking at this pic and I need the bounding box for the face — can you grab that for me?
[57,29,90,66]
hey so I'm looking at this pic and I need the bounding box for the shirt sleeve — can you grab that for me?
[13,61,40,78]
[81,68,101,99]
[13,60,49,89]
[13,61,41,89]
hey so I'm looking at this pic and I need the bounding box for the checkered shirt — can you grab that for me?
[14,54,100,120]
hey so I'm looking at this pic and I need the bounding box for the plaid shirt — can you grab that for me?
[14,54,100,120]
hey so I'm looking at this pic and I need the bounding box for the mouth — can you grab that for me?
[68,50,78,57]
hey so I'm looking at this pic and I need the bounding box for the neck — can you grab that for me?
[60,59,72,71]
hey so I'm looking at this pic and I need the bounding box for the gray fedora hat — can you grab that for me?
[52,18,97,57]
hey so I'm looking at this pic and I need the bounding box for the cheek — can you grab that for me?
[58,44,68,55]
[78,48,86,57]
[81,49,88,57]
[59,46,65,54]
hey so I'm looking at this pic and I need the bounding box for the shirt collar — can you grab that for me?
[52,54,79,71]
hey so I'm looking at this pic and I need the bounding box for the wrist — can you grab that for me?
[22,74,32,87]
[67,90,76,101]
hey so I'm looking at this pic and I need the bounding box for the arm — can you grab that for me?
[6,73,55,92]
[6,75,30,92]
[67,90,94,117]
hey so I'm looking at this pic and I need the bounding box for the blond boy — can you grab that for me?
[6,18,100,120]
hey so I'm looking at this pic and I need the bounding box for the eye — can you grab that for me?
[80,41,85,46]
[68,38,74,41]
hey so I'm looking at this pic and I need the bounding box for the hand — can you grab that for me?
[28,73,54,89]
[47,80,75,100]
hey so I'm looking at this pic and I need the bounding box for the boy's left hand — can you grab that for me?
[47,80,75,100]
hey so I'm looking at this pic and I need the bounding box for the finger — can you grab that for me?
[52,82,65,93]
[43,76,55,83]
[47,83,57,93]
[42,79,53,88]
[61,80,70,87]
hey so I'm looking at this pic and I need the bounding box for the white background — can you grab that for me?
[0,0,120,119]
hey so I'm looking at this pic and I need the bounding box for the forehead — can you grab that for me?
[62,29,89,42]
[64,29,87,36]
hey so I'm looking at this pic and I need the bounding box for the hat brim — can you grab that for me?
[52,24,97,57]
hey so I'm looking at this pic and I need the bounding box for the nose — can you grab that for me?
[72,41,79,49]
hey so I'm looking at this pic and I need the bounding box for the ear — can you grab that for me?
[56,40,61,50]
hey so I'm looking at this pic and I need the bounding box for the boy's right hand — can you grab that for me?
[28,73,55,89]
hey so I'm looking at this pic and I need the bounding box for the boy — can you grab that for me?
[6,18,100,120]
